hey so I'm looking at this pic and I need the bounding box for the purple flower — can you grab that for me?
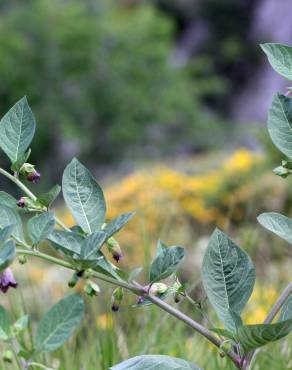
[26,170,41,184]
[112,250,123,263]
[0,268,17,293]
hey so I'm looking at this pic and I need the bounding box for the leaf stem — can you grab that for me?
[0,167,70,231]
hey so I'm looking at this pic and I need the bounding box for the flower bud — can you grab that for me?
[3,350,13,363]
[17,197,27,208]
[0,268,17,293]
[111,287,124,312]
[149,283,168,296]
[20,163,41,184]
[18,255,27,265]
[83,280,100,297]
[68,272,79,288]
[107,237,123,263]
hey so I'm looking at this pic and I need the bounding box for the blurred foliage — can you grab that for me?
[0,0,227,170]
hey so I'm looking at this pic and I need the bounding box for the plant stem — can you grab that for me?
[242,281,292,370]
[15,248,240,368]
[0,167,70,231]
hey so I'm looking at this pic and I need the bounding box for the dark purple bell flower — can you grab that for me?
[0,268,17,293]
[27,170,41,184]
[112,250,123,263]
[17,197,26,208]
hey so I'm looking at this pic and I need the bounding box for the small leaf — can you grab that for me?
[211,328,236,340]
[104,212,135,238]
[279,296,292,322]
[37,185,61,208]
[0,205,24,241]
[261,43,292,80]
[149,244,185,283]
[0,240,16,272]
[48,230,83,256]
[11,148,31,173]
[258,212,292,246]
[0,305,11,340]
[237,319,292,353]
[35,294,84,353]
[129,267,143,281]
[267,94,292,158]
[0,192,18,209]
[0,97,36,163]
[13,315,29,333]
[202,228,255,332]
[110,355,202,370]
[0,225,14,246]
[94,255,126,281]
[62,158,106,234]
[27,211,55,245]
[77,231,106,268]
[156,239,168,255]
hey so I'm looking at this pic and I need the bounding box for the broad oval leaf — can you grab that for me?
[149,244,185,283]
[35,294,84,353]
[0,205,24,241]
[202,228,255,332]
[0,97,36,163]
[0,192,17,209]
[0,225,14,246]
[0,240,16,272]
[258,212,292,246]
[279,296,292,322]
[27,211,55,245]
[104,212,135,238]
[79,231,106,261]
[48,230,83,256]
[237,319,292,353]
[261,43,292,80]
[62,158,106,234]
[110,355,202,370]
[267,93,292,158]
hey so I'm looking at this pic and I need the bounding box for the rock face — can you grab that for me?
[231,0,292,123]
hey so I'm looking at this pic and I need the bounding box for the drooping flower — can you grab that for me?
[17,197,26,208]
[106,237,123,263]
[26,169,41,184]
[0,268,17,293]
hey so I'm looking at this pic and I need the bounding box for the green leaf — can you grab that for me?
[78,231,106,262]
[267,94,292,158]
[156,239,168,255]
[94,255,127,282]
[0,192,17,209]
[110,355,202,370]
[35,294,84,353]
[0,205,24,241]
[0,225,14,246]
[11,148,31,173]
[104,212,135,238]
[202,228,255,332]
[37,185,61,208]
[48,230,83,256]
[149,244,185,283]
[258,212,292,246]
[0,305,11,340]
[279,296,292,322]
[0,240,16,271]
[27,211,55,245]
[211,328,236,340]
[261,43,292,80]
[0,97,36,163]
[129,267,143,281]
[62,158,106,234]
[237,319,292,353]
[13,315,29,333]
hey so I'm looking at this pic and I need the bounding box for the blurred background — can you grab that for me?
[0,0,292,369]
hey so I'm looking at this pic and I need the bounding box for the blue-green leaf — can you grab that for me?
[0,305,11,340]
[258,212,292,246]
[149,244,185,283]
[37,185,61,208]
[237,319,292,353]
[0,205,24,241]
[0,97,36,163]
[110,355,202,370]
[104,212,135,238]
[27,211,55,245]
[48,230,83,256]
[0,240,15,272]
[261,43,292,80]
[279,296,292,322]
[267,94,292,158]
[35,294,84,353]
[0,225,14,246]
[62,158,106,234]
[202,228,255,332]
[0,192,17,209]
